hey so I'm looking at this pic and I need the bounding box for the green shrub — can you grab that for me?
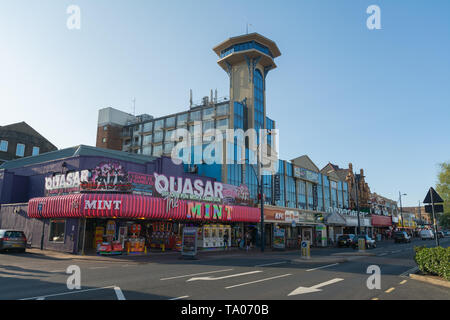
[414,246,450,281]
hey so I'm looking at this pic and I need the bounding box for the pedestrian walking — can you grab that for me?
[223,232,229,251]
[245,232,251,252]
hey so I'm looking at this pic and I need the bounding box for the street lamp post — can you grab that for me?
[399,192,407,230]
[354,173,361,235]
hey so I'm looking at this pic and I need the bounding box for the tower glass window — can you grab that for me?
[253,69,265,141]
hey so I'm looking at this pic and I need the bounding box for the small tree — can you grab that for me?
[436,162,450,228]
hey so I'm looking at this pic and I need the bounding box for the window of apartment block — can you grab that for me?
[143,134,152,145]
[202,120,214,131]
[32,146,40,156]
[143,122,153,133]
[216,118,229,130]
[16,143,25,157]
[177,113,187,125]
[165,117,176,128]
[0,140,8,152]
[49,219,66,242]
[216,104,229,116]
[153,145,163,157]
[165,130,175,142]
[154,119,164,131]
[203,107,214,120]
[142,145,152,156]
[164,142,174,154]
[190,111,201,122]
[153,131,163,143]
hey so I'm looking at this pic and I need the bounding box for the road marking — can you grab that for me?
[50,270,65,273]
[169,296,189,300]
[89,266,108,270]
[20,286,116,300]
[114,287,126,300]
[306,263,339,272]
[391,250,401,254]
[372,297,379,300]
[385,287,395,293]
[160,269,234,281]
[225,274,292,289]
[400,280,407,285]
[400,266,419,277]
[187,271,262,282]
[377,253,388,256]
[288,278,344,296]
[255,261,287,267]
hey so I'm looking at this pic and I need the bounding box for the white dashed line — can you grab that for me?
[255,261,288,267]
[225,274,292,289]
[306,263,339,272]
[160,269,234,281]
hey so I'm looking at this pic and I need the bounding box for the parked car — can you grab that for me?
[337,234,356,247]
[393,231,411,243]
[352,234,376,249]
[437,231,445,239]
[0,230,27,253]
[443,230,450,237]
[419,229,434,240]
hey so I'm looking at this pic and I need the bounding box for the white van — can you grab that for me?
[420,229,434,240]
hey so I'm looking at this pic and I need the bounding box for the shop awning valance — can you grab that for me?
[28,194,261,223]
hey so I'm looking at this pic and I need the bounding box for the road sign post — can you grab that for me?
[423,187,444,247]
[301,241,310,259]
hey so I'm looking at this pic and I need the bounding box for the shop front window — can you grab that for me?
[49,219,66,242]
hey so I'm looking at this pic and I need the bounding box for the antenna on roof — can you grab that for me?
[132,97,136,116]
[246,23,253,35]
[190,89,193,107]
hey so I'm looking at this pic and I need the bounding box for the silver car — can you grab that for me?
[0,230,27,253]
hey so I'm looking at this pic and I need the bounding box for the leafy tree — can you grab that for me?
[439,213,450,230]
[436,162,450,228]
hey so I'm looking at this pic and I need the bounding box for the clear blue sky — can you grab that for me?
[1,0,449,206]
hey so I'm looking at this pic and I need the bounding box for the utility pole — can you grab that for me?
[430,189,440,247]
[355,173,361,235]
[418,201,422,228]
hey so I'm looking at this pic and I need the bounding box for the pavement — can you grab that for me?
[1,237,448,301]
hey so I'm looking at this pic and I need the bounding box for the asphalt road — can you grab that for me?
[1,238,449,301]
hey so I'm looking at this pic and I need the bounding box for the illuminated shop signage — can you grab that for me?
[84,200,122,210]
[154,173,224,203]
[45,170,89,195]
[186,202,233,221]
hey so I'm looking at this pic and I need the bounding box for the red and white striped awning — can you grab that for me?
[28,194,260,223]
